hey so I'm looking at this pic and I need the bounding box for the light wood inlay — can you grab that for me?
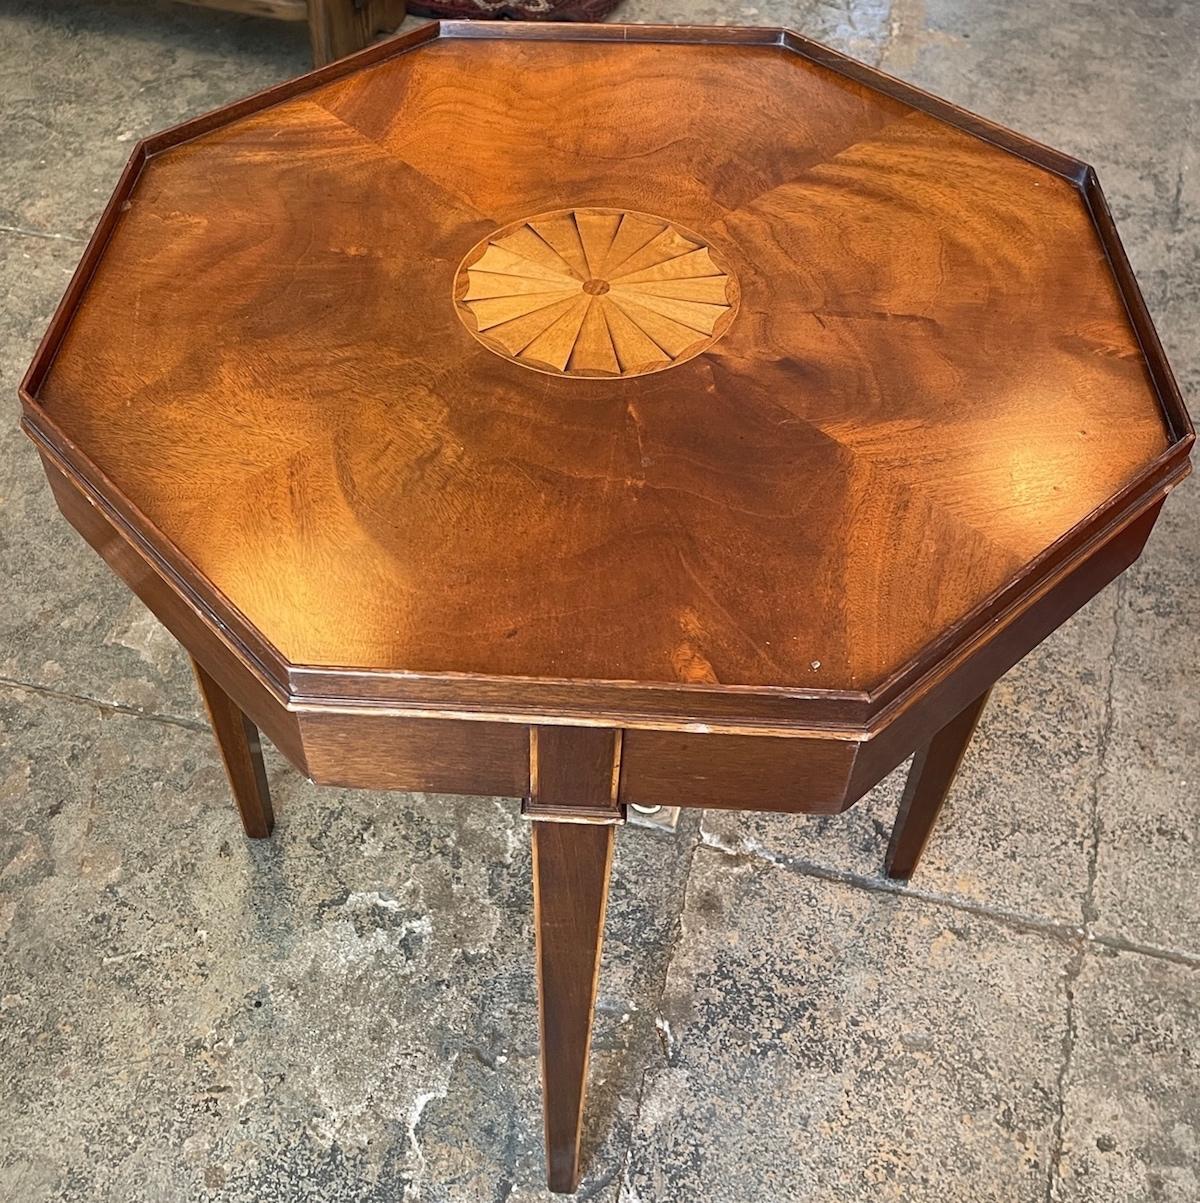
[454,207,738,378]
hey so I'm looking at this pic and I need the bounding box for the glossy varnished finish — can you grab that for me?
[843,498,1167,809]
[19,23,1192,1195]
[36,445,310,771]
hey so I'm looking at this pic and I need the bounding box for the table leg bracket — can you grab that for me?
[524,726,625,825]
[521,797,627,825]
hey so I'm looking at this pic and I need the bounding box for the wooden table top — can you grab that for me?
[24,24,1191,725]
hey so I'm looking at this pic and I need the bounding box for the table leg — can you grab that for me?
[307,0,406,67]
[526,725,623,1193]
[533,820,615,1194]
[191,658,275,839]
[885,689,991,880]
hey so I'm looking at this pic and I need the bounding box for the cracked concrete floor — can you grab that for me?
[1,1,1197,1200]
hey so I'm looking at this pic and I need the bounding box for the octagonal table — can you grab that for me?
[19,21,1193,1194]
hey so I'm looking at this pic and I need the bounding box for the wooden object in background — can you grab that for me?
[19,22,1193,1193]
[307,0,407,65]
[175,0,405,67]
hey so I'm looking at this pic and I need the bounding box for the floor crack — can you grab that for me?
[1044,944,1085,1203]
[0,674,206,732]
[695,767,1200,970]
[0,222,86,242]
[1044,576,1124,1202]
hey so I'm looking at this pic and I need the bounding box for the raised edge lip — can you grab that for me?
[17,20,1194,737]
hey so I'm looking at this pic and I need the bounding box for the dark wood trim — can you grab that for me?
[16,32,442,404]
[778,29,1087,182]
[1082,166,1194,443]
[35,441,310,774]
[23,421,294,708]
[288,670,862,730]
[441,19,786,46]
[24,404,1185,741]
[25,409,1184,744]
[144,21,440,157]
[441,22,1086,181]
[621,729,855,814]
[527,725,622,1186]
[844,497,1167,809]
[20,144,149,400]
[300,712,528,794]
[863,461,1190,721]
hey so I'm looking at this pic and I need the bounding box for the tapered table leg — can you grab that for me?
[191,658,274,839]
[526,725,623,1193]
[886,689,991,880]
[533,820,615,1194]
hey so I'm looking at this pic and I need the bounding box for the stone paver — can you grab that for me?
[1055,949,1200,1203]
[622,845,1071,1203]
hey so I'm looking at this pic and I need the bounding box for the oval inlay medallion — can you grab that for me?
[453,207,739,378]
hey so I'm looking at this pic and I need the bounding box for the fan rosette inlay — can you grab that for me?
[453,207,739,378]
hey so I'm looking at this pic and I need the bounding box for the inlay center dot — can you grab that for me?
[583,278,610,296]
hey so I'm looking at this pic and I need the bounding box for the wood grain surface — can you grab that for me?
[175,0,307,21]
[300,711,529,793]
[25,26,1189,719]
[526,725,623,821]
[307,0,407,67]
[176,0,406,69]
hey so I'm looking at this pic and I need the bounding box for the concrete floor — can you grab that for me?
[1,0,1197,1199]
